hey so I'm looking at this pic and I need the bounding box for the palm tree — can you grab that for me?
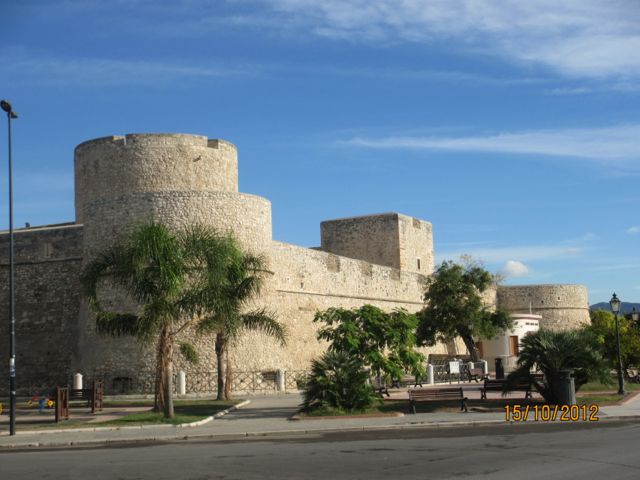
[80,222,235,418]
[197,248,287,400]
[506,328,609,404]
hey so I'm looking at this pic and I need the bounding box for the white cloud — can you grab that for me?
[0,51,258,87]
[627,226,640,234]
[346,125,640,167]
[255,0,640,79]
[499,260,530,278]
[439,244,583,264]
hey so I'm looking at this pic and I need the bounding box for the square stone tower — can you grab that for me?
[320,212,434,275]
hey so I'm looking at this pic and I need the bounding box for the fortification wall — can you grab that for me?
[0,224,83,394]
[497,284,590,330]
[225,241,449,375]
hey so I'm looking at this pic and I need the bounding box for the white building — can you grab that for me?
[477,313,541,373]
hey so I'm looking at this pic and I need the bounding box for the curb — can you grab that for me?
[3,413,640,450]
[290,412,405,421]
[0,400,251,436]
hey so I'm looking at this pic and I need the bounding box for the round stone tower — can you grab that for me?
[73,134,273,391]
[496,284,590,330]
[75,134,272,254]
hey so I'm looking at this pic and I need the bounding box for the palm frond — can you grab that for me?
[241,309,287,345]
[95,311,144,338]
[179,342,199,364]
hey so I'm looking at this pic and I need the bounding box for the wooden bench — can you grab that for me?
[69,381,104,413]
[408,387,468,414]
[391,374,423,389]
[466,367,489,383]
[480,379,531,399]
[370,376,390,397]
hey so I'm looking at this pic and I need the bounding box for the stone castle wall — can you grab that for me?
[496,284,590,330]
[0,225,83,394]
[0,133,592,395]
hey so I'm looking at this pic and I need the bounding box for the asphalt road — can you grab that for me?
[2,421,640,480]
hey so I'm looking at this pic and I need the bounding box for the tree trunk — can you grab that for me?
[224,348,233,400]
[215,333,227,400]
[159,326,175,418]
[462,334,480,362]
[153,338,164,413]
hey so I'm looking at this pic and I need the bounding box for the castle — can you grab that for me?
[0,134,590,395]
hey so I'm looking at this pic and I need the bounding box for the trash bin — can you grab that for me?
[556,369,576,406]
[495,357,504,380]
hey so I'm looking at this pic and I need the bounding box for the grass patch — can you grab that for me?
[579,381,640,392]
[97,400,237,426]
[577,394,624,406]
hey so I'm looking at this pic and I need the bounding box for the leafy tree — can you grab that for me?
[587,309,640,378]
[506,328,609,403]
[81,222,235,418]
[314,305,425,381]
[196,246,287,400]
[417,260,512,361]
[302,351,380,412]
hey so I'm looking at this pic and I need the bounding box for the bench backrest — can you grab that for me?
[409,388,463,400]
[483,379,530,390]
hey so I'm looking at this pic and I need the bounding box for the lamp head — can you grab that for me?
[632,307,639,322]
[610,293,621,315]
[0,100,12,113]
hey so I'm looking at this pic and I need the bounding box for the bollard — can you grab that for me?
[73,373,83,390]
[277,369,286,392]
[427,364,435,385]
[178,371,186,395]
[480,360,488,376]
[495,358,504,380]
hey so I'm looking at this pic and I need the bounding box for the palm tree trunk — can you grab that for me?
[215,333,227,400]
[159,326,175,418]
[224,349,233,400]
[153,338,164,413]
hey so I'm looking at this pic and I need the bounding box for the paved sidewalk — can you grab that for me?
[1,391,639,450]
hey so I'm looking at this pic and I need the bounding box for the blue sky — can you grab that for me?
[1,0,639,304]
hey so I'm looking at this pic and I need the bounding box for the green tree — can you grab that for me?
[417,260,511,361]
[506,328,609,403]
[587,309,640,378]
[196,247,287,400]
[302,350,379,413]
[80,222,235,418]
[314,305,425,381]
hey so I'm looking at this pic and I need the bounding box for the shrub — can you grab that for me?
[506,328,610,404]
[302,351,379,412]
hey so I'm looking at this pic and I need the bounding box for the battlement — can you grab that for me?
[75,134,237,153]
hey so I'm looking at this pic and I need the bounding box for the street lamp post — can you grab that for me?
[1,99,17,435]
[609,293,625,396]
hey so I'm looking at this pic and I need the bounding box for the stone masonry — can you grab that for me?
[0,133,590,395]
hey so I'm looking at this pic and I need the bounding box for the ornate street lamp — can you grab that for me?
[610,293,625,395]
[632,307,639,324]
[1,99,17,435]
